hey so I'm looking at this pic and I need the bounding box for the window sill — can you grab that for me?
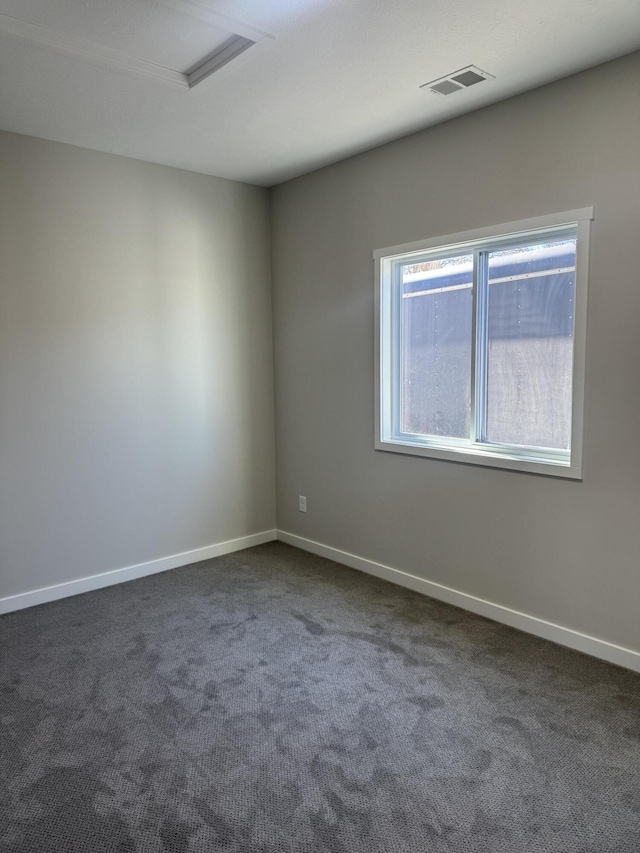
[375,437,582,479]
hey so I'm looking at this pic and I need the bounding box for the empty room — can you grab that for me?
[1,1,640,851]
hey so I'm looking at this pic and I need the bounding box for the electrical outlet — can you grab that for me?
[298,495,307,512]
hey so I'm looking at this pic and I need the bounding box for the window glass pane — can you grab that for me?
[400,255,473,438]
[485,238,576,449]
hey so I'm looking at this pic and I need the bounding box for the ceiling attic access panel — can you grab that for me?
[0,0,267,88]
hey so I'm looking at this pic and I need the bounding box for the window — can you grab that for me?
[375,209,593,478]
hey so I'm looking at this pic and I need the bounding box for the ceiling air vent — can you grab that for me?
[421,65,494,96]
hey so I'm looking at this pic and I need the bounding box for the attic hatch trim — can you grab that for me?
[421,65,495,96]
[187,35,256,89]
[0,3,271,92]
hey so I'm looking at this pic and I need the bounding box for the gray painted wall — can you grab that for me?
[271,53,640,652]
[0,132,275,598]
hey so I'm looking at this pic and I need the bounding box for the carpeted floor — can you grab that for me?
[1,542,640,853]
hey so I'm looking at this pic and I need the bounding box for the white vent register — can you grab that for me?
[421,65,494,96]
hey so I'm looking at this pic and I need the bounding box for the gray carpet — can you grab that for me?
[1,542,639,853]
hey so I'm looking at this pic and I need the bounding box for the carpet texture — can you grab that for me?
[1,541,640,852]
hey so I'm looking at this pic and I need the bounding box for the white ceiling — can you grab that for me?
[0,0,638,186]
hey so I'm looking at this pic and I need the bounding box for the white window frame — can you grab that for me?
[374,208,593,479]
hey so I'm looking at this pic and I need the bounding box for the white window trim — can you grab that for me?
[374,208,594,479]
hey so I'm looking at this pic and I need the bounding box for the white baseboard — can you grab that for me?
[277,530,640,674]
[0,529,277,615]
[5,527,638,674]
